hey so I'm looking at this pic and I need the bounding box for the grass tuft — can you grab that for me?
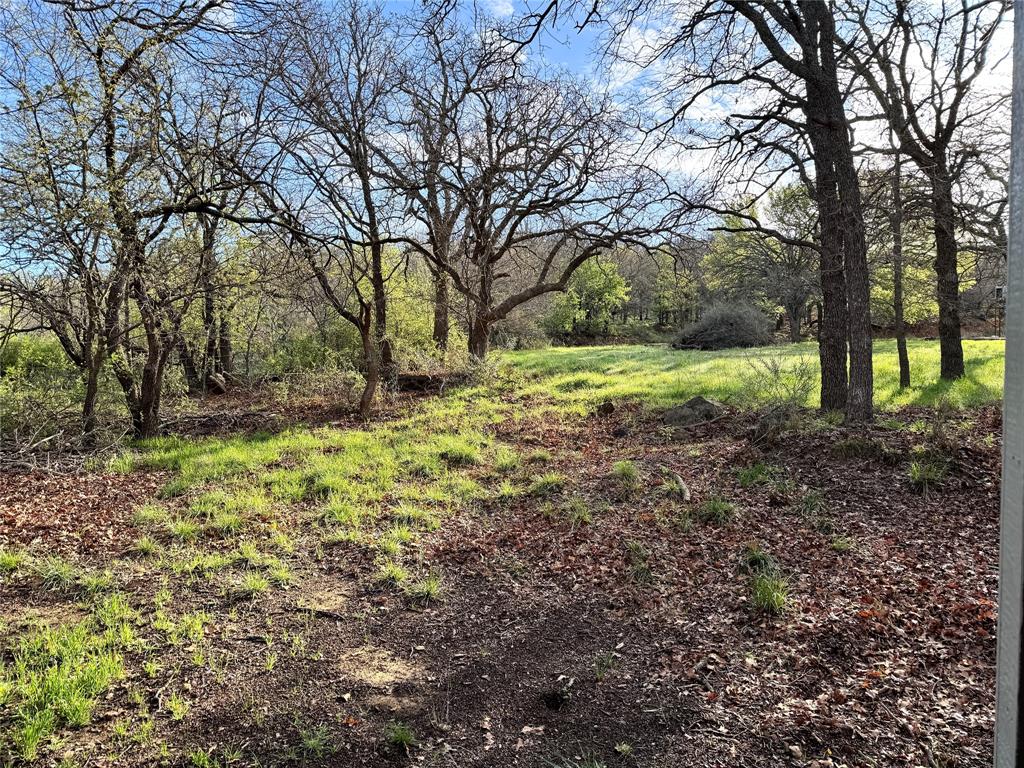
[528,472,566,496]
[610,460,641,493]
[751,573,788,614]
[698,496,735,525]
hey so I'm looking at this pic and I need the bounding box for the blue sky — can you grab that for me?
[381,0,603,75]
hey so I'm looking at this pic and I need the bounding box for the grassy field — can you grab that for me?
[504,338,1005,412]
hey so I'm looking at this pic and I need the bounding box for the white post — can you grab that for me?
[995,2,1024,765]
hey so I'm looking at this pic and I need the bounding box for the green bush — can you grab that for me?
[0,335,82,439]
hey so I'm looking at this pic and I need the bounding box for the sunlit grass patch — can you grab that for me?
[167,518,201,543]
[322,527,364,546]
[0,596,136,761]
[0,546,29,575]
[374,557,409,585]
[493,446,521,473]
[404,572,443,603]
[152,608,211,646]
[501,339,1003,411]
[133,503,168,526]
[751,573,788,614]
[430,432,485,467]
[235,571,270,599]
[34,556,79,592]
[165,551,234,577]
[321,497,364,528]
[390,503,440,531]
[528,472,566,497]
[132,535,161,558]
[261,468,309,502]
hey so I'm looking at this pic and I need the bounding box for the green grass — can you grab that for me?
[529,472,566,496]
[736,462,779,488]
[502,339,1003,412]
[698,497,736,525]
[405,572,443,602]
[0,598,134,760]
[34,556,79,592]
[610,460,641,492]
[741,542,777,575]
[383,721,416,751]
[0,546,28,575]
[751,574,789,614]
[0,339,1002,763]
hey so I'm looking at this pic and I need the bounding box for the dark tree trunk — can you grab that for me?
[932,171,965,379]
[138,357,163,439]
[432,271,450,352]
[801,2,871,422]
[81,351,103,446]
[218,314,234,375]
[178,337,204,394]
[807,133,849,414]
[469,313,490,360]
[469,259,493,360]
[890,154,911,389]
[357,308,378,420]
[369,245,395,386]
[785,304,802,342]
[837,156,873,423]
[199,217,219,380]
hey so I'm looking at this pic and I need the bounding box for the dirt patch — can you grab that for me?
[335,646,423,689]
[0,469,165,557]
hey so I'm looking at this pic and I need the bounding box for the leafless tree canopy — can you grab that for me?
[0,0,1011,439]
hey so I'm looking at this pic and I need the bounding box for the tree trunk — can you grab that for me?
[785,304,802,342]
[890,154,911,389]
[807,132,848,414]
[802,1,871,422]
[178,337,204,394]
[357,313,378,420]
[432,271,450,352]
[369,246,395,386]
[837,158,873,423]
[138,360,162,439]
[932,171,965,379]
[468,313,490,360]
[218,314,234,375]
[81,352,103,446]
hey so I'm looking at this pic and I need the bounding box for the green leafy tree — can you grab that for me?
[545,259,629,338]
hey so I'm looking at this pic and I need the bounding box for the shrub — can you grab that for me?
[673,303,773,350]
[740,353,817,410]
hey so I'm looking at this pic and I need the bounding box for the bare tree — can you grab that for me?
[0,0,268,438]
[846,0,1011,379]
[240,0,407,415]
[387,19,679,358]
[583,0,874,419]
